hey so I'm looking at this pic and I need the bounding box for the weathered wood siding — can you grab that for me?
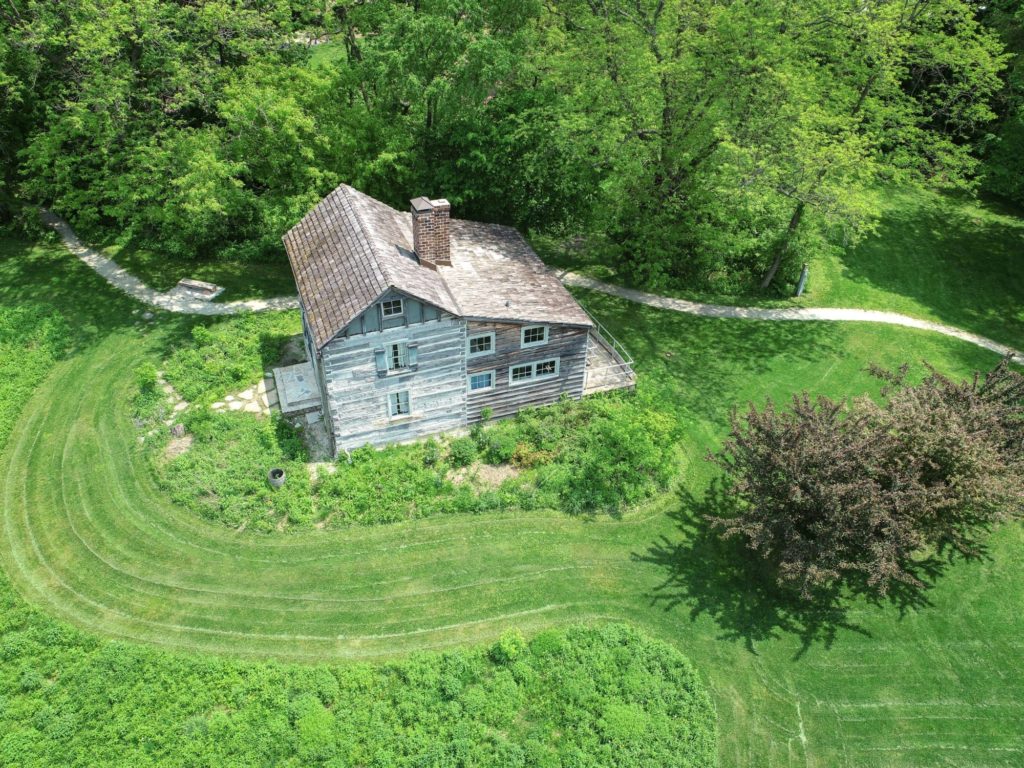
[320,313,468,453]
[465,322,589,422]
[337,290,442,338]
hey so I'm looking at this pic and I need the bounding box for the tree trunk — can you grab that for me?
[761,201,804,289]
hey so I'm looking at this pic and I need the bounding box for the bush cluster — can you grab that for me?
[162,312,301,403]
[0,606,716,768]
[470,396,680,516]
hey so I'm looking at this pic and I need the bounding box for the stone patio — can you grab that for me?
[211,374,279,417]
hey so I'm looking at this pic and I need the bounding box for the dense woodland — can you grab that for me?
[1,0,1022,292]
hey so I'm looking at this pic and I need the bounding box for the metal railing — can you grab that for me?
[584,309,634,368]
[580,307,636,391]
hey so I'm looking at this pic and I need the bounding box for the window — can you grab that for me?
[374,341,417,376]
[467,332,495,357]
[388,342,409,371]
[535,360,557,377]
[388,390,411,417]
[521,326,548,348]
[381,298,404,317]
[510,364,533,383]
[509,358,560,386]
[468,371,495,391]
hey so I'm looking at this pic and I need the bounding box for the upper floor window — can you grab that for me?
[387,341,409,371]
[467,332,495,357]
[381,298,404,318]
[374,340,417,376]
[521,325,548,348]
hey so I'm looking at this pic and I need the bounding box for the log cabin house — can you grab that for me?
[283,184,634,456]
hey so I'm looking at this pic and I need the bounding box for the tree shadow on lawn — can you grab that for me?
[574,289,843,423]
[839,189,1024,348]
[633,481,979,659]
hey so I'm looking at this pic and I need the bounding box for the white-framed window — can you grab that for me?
[468,370,495,392]
[381,298,404,318]
[521,325,548,348]
[467,332,495,357]
[387,341,409,371]
[509,358,560,385]
[388,390,411,417]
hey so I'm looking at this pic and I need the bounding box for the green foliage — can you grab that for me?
[448,435,479,468]
[133,362,158,394]
[490,628,527,665]
[557,403,678,515]
[0,305,69,448]
[979,2,1024,205]
[163,312,300,403]
[317,443,454,525]
[160,411,310,532]
[3,0,1012,296]
[481,395,681,515]
[0,594,716,767]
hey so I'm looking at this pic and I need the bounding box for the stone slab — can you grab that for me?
[273,362,322,415]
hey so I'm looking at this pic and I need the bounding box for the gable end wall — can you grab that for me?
[320,314,468,453]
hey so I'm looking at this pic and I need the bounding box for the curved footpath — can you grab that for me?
[560,272,1022,360]
[41,211,299,315]
[44,210,1020,359]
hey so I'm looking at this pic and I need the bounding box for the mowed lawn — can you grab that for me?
[1,235,1022,767]
[548,186,1024,351]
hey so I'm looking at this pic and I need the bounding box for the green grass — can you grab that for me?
[2,233,1022,766]
[102,238,297,301]
[546,186,1024,349]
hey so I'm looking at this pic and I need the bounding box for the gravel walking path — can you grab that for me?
[42,210,299,315]
[44,209,1020,359]
[561,272,1021,360]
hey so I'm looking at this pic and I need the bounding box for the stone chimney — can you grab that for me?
[410,196,451,269]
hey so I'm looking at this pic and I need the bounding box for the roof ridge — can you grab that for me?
[340,184,395,291]
[345,184,464,315]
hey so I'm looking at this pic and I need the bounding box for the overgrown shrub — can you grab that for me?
[162,312,300,403]
[448,436,478,468]
[556,403,678,515]
[317,443,453,525]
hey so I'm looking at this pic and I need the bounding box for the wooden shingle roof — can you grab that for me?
[283,184,591,351]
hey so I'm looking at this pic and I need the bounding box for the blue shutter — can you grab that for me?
[407,342,419,369]
[374,347,387,377]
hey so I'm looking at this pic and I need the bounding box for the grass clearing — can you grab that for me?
[546,186,1024,349]
[1,234,1022,766]
[100,238,297,301]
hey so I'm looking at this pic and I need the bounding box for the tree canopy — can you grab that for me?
[0,0,1016,291]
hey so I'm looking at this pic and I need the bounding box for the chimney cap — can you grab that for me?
[410,197,433,213]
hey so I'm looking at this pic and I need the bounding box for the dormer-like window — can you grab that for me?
[521,325,548,348]
[381,298,404,318]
